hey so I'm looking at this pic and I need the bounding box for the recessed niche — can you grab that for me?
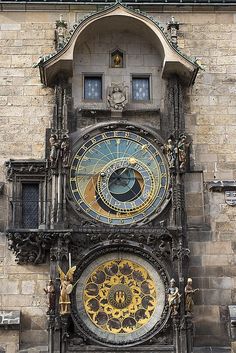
[110,49,124,68]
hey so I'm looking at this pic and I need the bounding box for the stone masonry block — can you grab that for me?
[202,255,229,267]
[11,55,32,68]
[21,281,36,295]
[209,277,233,289]
[205,241,233,255]
[20,330,47,347]
[2,295,34,307]
[201,289,232,305]
[0,279,19,295]
[1,24,21,31]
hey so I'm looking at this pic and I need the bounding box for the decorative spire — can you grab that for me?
[167,16,180,48]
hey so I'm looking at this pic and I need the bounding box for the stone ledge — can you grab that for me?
[193,348,230,353]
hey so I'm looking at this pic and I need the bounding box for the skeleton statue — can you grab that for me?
[164,136,176,169]
[61,134,70,168]
[177,133,190,172]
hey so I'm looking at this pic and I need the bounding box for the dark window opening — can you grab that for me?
[22,183,39,229]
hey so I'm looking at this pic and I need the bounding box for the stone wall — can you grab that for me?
[0,4,236,351]
[0,11,55,351]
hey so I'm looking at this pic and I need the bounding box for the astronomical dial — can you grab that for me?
[70,129,169,225]
[74,253,167,346]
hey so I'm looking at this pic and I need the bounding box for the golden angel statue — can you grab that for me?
[58,265,76,315]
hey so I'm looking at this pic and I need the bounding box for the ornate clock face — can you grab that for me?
[70,129,169,225]
[74,253,166,346]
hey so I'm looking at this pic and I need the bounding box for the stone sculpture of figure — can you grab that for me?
[44,279,56,314]
[185,278,199,314]
[168,278,181,316]
[177,134,190,172]
[164,136,176,169]
[107,83,128,111]
[55,15,68,51]
[61,134,70,168]
[49,134,60,168]
[58,265,76,315]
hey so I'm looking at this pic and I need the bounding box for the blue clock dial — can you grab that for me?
[70,130,170,225]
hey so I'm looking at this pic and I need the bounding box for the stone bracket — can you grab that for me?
[208,180,236,192]
[6,230,72,265]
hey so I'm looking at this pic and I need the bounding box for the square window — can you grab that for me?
[132,77,150,101]
[84,76,102,101]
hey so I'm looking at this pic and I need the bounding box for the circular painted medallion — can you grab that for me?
[84,259,156,334]
[74,253,166,345]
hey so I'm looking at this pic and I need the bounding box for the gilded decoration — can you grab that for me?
[83,259,157,334]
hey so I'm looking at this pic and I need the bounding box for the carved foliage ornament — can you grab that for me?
[6,231,71,265]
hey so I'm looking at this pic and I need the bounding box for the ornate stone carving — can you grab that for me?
[49,133,70,170]
[6,231,71,265]
[107,83,128,110]
[55,15,68,51]
[5,160,46,181]
[177,133,190,172]
[167,16,180,48]
[49,134,60,169]
[163,133,190,173]
[163,135,177,169]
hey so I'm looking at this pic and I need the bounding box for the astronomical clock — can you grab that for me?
[6,3,197,353]
[67,122,172,348]
[69,125,170,226]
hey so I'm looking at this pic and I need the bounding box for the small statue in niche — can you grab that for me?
[107,83,128,111]
[177,133,190,172]
[185,278,199,314]
[111,50,123,68]
[168,278,181,316]
[61,134,70,168]
[164,135,176,169]
[58,265,76,315]
[49,134,60,168]
[44,279,56,314]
